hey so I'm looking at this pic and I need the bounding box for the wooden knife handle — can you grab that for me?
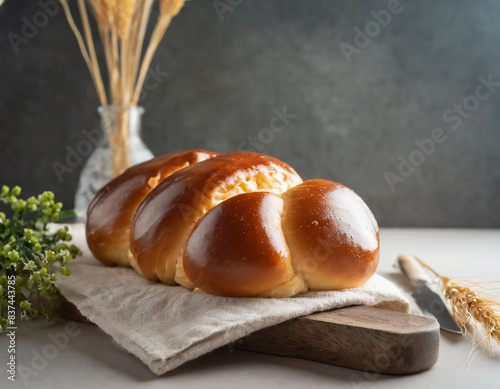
[397,254,430,286]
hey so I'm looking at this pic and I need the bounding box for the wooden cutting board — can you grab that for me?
[40,294,439,375]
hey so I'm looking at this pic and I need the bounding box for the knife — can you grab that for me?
[397,254,462,334]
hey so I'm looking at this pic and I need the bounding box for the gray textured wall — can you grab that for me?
[1,0,499,227]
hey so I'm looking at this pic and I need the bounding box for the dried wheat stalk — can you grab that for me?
[442,277,500,355]
[415,256,500,356]
[61,0,186,176]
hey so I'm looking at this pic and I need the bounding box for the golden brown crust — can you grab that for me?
[86,150,220,267]
[281,179,379,291]
[183,192,295,297]
[88,149,379,297]
[130,151,303,284]
[181,179,379,296]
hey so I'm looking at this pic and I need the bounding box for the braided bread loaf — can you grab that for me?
[86,150,379,297]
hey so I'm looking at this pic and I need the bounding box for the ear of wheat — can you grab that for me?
[59,0,186,176]
[415,256,500,357]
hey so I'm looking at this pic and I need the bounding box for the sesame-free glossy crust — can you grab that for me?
[281,179,379,291]
[184,192,295,296]
[182,179,379,296]
[86,150,220,267]
[89,149,379,297]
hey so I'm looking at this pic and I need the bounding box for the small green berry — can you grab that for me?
[30,273,41,283]
[69,245,79,255]
[56,243,68,252]
[12,199,26,212]
[20,301,31,311]
[11,186,21,197]
[25,260,36,271]
[8,250,19,261]
[58,229,67,240]
[61,267,71,276]
[3,244,12,255]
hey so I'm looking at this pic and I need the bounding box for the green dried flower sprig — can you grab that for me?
[0,185,80,331]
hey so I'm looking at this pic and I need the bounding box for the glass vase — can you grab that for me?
[74,106,154,220]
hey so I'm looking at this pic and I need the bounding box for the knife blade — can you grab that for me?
[397,254,462,334]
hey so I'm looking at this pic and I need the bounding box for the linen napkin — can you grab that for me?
[56,224,410,375]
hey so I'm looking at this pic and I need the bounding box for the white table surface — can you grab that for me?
[1,228,499,388]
